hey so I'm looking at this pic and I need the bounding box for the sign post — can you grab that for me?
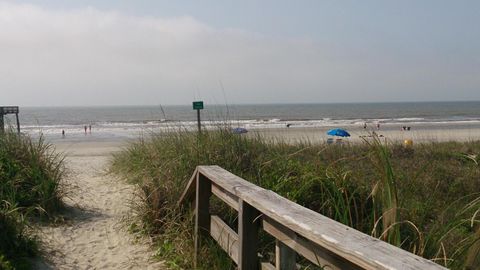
[192,101,204,133]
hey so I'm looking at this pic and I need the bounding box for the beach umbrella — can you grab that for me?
[232,127,248,134]
[327,128,350,137]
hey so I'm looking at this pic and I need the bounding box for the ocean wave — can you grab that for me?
[20,117,480,138]
[393,117,425,122]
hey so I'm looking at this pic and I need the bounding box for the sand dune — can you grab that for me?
[34,142,164,270]
[31,125,479,269]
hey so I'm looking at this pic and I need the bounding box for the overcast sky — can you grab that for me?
[1,1,479,106]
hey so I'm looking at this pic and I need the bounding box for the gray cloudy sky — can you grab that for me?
[1,1,479,106]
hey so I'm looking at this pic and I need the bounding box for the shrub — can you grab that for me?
[0,130,66,269]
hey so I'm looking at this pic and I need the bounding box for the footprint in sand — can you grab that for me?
[35,142,166,270]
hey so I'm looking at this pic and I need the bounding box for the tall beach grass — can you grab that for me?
[0,130,66,269]
[110,128,480,269]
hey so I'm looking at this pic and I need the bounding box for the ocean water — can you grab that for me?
[4,101,480,141]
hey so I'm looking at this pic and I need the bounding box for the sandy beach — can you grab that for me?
[34,140,165,270]
[249,124,480,144]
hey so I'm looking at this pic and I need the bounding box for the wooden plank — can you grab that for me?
[261,262,276,270]
[197,166,446,270]
[198,166,264,197]
[177,168,198,207]
[276,239,296,270]
[210,215,239,264]
[238,200,261,270]
[194,173,211,268]
[212,183,239,211]
[264,217,359,270]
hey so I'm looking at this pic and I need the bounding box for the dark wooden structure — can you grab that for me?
[0,106,20,133]
[179,165,447,270]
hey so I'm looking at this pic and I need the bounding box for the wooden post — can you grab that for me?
[194,173,211,269]
[465,225,480,269]
[0,107,4,133]
[15,113,20,134]
[276,240,296,270]
[197,109,201,133]
[238,200,260,270]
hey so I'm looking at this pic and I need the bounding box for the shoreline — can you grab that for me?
[20,115,480,143]
[41,123,480,147]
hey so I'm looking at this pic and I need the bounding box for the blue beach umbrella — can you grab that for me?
[232,127,248,134]
[327,128,350,137]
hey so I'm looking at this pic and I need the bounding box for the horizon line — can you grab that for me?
[13,99,480,108]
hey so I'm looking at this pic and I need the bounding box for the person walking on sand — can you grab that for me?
[363,122,367,129]
[89,125,92,133]
[84,125,87,134]
[62,130,65,138]
[376,123,380,130]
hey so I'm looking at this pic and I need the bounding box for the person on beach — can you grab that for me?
[376,123,380,129]
[89,125,92,133]
[84,125,87,134]
[62,130,65,138]
[363,123,367,129]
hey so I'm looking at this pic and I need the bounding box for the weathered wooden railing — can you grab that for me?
[179,165,446,270]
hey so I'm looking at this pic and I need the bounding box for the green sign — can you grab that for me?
[193,101,204,110]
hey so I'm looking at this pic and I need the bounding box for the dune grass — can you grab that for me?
[0,130,66,269]
[110,128,480,269]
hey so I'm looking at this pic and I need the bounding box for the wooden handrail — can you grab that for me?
[179,165,447,270]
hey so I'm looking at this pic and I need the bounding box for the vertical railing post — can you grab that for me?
[194,173,211,269]
[238,200,260,270]
[275,240,296,270]
[0,107,4,133]
[15,112,20,134]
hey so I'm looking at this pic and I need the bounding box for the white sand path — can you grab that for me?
[34,141,165,270]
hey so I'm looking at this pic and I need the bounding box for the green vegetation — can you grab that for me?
[0,130,66,269]
[110,128,480,269]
